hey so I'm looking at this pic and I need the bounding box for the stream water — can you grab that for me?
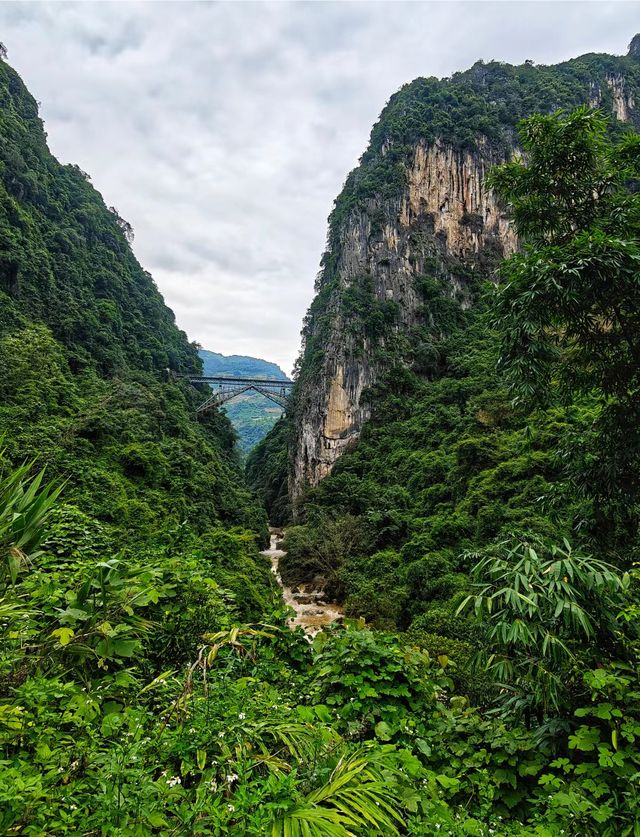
[261,531,343,637]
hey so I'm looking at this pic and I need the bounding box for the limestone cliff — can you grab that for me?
[290,40,640,504]
[292,141,516,498]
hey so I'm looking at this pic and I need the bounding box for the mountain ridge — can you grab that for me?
[199,349,288,381]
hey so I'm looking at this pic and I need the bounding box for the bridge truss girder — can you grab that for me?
[195,383,253,413]
[170,371,294,414]
[195,382,291,414]
[251,384,290,409]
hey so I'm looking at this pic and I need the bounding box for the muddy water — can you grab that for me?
[261,532,343,637]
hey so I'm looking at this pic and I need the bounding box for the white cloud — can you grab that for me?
[1,1,638,374]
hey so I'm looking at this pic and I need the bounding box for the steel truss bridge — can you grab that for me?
[174,374,294,413]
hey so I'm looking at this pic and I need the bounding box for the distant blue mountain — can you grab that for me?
[198,350,288,455]
[199,350,288,381]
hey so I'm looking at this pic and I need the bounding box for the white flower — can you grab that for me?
[227,804,235,812]
[238,712,246,720]
[167,776,181,787]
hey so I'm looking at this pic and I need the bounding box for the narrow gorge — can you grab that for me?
[4,24,640,836]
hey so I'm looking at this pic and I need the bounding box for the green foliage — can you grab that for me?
[458,534,628,717]
[490,107,640,517]
[270,746,405,837]
[0,478,419,836]
[282,105,640,646]
[2,462,639,834]
[0,56,196,376]
[0,58,268,546]
[0,456,63,585]
[251,72,640,834]
[5,43,640,836]
[340,273,400,347]
[309,625,451,739]
[280,514,370,595]
[291,46,640,386]
[289,309,577,631]
[246,415,292,525]
[535,665,640,835]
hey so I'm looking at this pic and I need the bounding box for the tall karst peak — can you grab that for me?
[289,41,640,504]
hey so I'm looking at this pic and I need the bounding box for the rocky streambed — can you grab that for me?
[261,531,343,637]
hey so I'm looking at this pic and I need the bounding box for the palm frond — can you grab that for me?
[271,746,404,837]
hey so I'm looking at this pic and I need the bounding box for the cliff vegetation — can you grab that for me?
[249,40,640,836]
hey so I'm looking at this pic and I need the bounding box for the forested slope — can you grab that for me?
[0,56,267,540]
[251,39,640,621]
[247,41,640,833]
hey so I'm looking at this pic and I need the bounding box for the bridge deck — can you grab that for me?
[182,375,294,387]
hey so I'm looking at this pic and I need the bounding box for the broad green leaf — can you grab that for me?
[50,627,74,646]
[374,721,392,741]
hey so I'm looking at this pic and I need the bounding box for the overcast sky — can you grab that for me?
[0,2,638,374]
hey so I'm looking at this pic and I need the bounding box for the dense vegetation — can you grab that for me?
[255,87,640,835]
[0,57,267,540]
[4,44,640,837]
[283,102,640,633]
[246,414,293,526]
[198,350,286,456]
[342,44,640,213]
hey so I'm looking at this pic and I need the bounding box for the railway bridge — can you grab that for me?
[173,373,294,413]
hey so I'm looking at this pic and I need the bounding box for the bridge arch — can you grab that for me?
[172,373,294,413]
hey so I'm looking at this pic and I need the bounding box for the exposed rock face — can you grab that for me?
[291,140,515,501]
[401,140,518,259]
[591,75,636,121]
[607,75,635,122]
[291,46,639,506]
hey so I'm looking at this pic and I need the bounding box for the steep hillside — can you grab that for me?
[290,42,640,501]
[246,414,292,525]
[199,349,286,454]
[249,36,640,626]
[0,56,268,542]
